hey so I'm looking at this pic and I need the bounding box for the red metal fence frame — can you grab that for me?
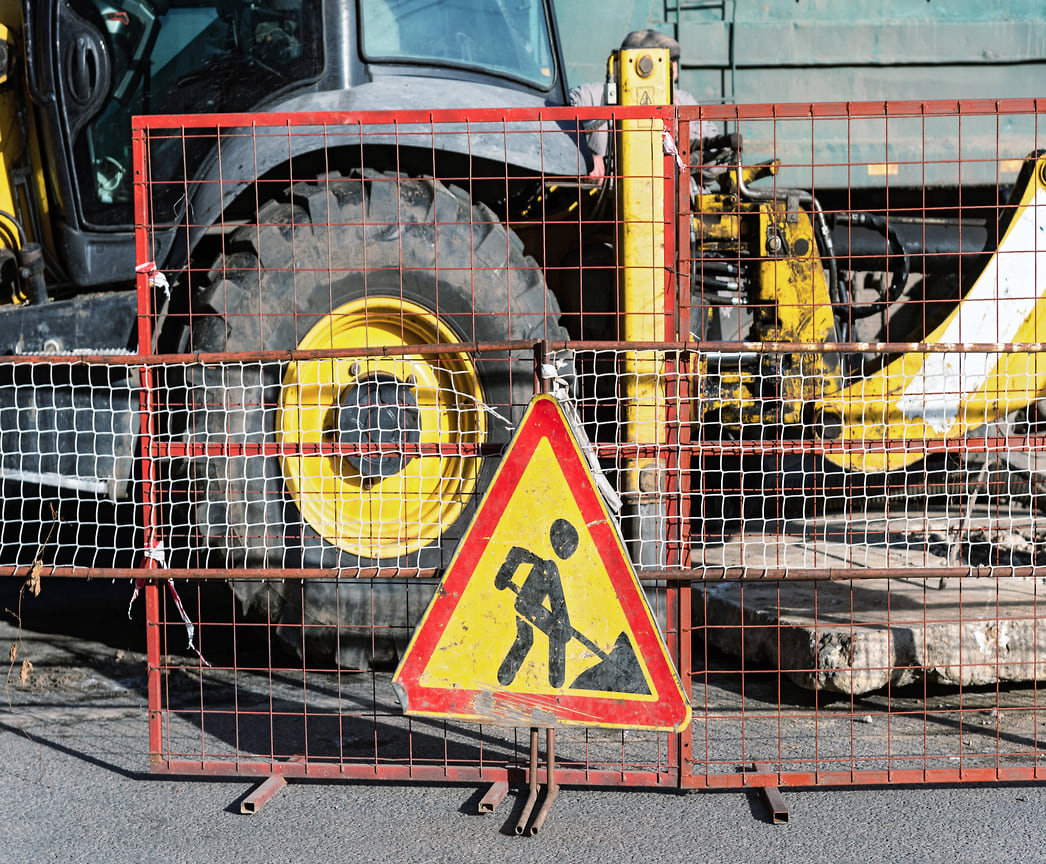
[17,97,1040,791]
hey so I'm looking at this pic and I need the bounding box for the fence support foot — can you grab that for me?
[478,780,509,814]
[514,728,558,835]
[753,763,789,824]
[240,775,287,814]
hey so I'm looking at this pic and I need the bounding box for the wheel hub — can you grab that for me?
[278,296,485,560]
[336,374,421,480]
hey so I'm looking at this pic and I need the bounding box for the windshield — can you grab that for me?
[69,0,323,228]
[358,0,555,90]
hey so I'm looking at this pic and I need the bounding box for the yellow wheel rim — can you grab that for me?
[278,297,486,560]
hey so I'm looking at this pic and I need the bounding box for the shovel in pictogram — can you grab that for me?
[568,629,649,695]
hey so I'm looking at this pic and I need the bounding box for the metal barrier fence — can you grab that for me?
[126,105,688,788]
[678,99,1046,790]
[4,99,1046,802]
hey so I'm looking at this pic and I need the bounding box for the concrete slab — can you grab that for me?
[693,506,1046,695]
[695,576,1046,695]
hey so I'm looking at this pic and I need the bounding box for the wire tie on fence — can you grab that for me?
[143,539,167,567]
[457,391,512,428]
[127,579,143,620]
[127,538,166,619]
[135,260,170,300]
[163,579,211,667]
[662,129,686,171]
[128,540,211,667]
[543,351,575,402]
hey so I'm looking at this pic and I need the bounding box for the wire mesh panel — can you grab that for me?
[130,108,685,785]
[145,575,683,785]
[143,349,685,786]
[678,99,1046,787]
[0,358,141,571]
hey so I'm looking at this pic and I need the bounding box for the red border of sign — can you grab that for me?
[393,395,691,731]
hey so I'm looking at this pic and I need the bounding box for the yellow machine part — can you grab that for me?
[616,46,671,499]
[278,297,486,560]
[693,181,841,426]
[0,6,56,296]
[822,154,1046,473]
[0,20,22,255]
[750,199,841,422]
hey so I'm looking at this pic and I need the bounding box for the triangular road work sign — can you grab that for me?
[393,394,691,731]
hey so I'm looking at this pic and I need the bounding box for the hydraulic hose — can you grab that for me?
[734,154,842,311]
[834,211,910,319]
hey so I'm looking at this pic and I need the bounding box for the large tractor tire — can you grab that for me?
[187,170,567,668]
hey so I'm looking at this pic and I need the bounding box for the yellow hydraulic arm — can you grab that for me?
[821,153,1046,472]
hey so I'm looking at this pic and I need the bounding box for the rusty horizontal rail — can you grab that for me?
[151,759,679,787]
[154,441,502,459]
[8,338,1046,367]
[7,564,1043,581]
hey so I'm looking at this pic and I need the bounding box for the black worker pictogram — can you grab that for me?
[493,518,649,695]
[494,518,579,688]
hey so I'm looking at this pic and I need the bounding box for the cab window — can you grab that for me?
[68,0,323,228]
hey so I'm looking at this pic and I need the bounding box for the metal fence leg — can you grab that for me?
[514,728,541,834]
[753,764,789,824]
[528,729,558,835]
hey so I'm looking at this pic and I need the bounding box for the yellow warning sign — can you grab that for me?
[393,395,691,731]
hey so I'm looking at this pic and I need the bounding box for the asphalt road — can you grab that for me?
[2,578,1045,864]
